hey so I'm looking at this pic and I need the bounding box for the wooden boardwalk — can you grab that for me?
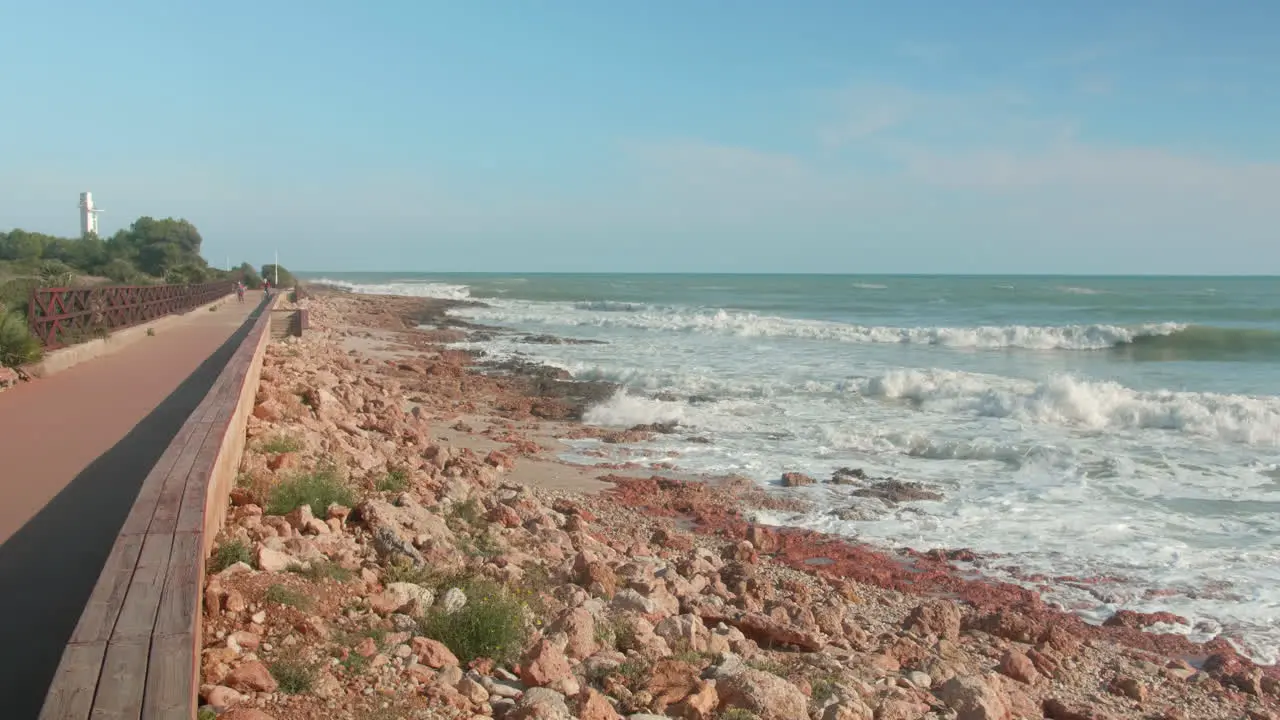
[0,293,270,719]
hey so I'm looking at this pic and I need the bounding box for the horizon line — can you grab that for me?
[295,270,1280,279]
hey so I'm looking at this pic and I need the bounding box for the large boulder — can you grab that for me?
[714,667,808,720]
[357,498,455,565]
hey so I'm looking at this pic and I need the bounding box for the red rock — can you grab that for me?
[1043,698,1115,720]
[745,525,780,554]
[780,472,815,487]
[715,668,809,720]
[651,528,695,552]
[547,606,597,660]
[672,679,719,720]
[997,650,1039,685]
[1108,675,1147,702]
[646,659,701,712]
[486,450,514,469]
[488,503,523,528]
[224,661,278,693]
[267,451,299,471]
[1026,647,1060,679]
[519,637,573,687]
[937,675,1010,720]
[970,610,1040,644]
[253,400,284,422]
[205,685,246,711]
[411,636,458,668]
[355,637,378,658]
[577,687,622,720]
[1102,609,1188,630]
[903,599,962,641]
[875,696,931,720]
[573,551,618,596]
[228,630,260,652]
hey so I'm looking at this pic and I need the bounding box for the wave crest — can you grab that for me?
[857,369,1280,446]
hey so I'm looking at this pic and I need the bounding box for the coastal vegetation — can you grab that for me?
[0,217,277,367]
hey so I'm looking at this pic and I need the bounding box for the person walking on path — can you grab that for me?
[236,282,245,302]
[263,279,270,294]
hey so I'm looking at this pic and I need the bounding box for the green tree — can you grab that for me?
[0,230,43,262]
[137,242,183,276]
[260,264,296,287]
[235,262,263,289]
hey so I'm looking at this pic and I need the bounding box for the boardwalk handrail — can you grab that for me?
[39,293,279,720]
[28,281,234,349]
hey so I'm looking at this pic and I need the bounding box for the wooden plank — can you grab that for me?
[88,639,149,720]
[147,424,213,535]
[193,376,234,423]
[141,633,196,720]
[109,534,173,643]
[153,534,201,637]
[70,534,145,644]
[116,422,198,537]
[175,434,223,535]
[38,642,106,720]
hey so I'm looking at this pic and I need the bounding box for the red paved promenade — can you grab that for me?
[0,292,264,719]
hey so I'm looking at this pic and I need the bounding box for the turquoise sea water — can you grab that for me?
[315,273,1280,661]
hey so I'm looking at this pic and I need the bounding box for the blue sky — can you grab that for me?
[2,1,1278,274]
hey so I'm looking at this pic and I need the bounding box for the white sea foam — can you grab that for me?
[460,301,1185,351]
[337,277,1280,663]
[582,391,688,427]
[855,368,1280,447]
[312,278,474,300]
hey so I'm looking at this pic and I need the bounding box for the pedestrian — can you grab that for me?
[263,279,270,294]
[236,282,245,303]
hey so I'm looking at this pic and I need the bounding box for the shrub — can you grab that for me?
[376,468,409,493]
[266,466,354,517]
[209,539,252,573]
[288,560,353,583]
[382,556,438,586]
[259,434,303,454]
[448,498,483,527]
[268,659,317,694]
[263,583,311,609]
[0,311,42,367]
[0,277,40,315]
[418,577,529,664]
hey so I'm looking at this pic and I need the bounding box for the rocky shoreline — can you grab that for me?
[200,289,1278,720]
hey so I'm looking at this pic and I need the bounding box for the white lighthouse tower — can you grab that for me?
[79,191,102,236]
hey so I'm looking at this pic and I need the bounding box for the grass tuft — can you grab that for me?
[209,539,252,573]
[448,498,483,527]
[288,560,353,583]
[259,434,303,454]
[418,576,529,665]
[269,658,317,694]
[0,311,42,367]
[264,583,312,610]
[382,556,437,586]
[266,466,354,517]
[376,468,409,493]
[720,710,760,720]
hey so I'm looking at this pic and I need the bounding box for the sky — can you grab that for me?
[1,0,1278,274]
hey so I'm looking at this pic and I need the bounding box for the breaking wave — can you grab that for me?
[308,280,1280,359]
[856,368,1280,447]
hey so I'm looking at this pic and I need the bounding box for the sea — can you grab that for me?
[313,273,1280,663]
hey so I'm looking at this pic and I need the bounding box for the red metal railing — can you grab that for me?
[27,281,234,348]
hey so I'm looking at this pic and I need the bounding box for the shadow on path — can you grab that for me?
[0,296,268,719]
